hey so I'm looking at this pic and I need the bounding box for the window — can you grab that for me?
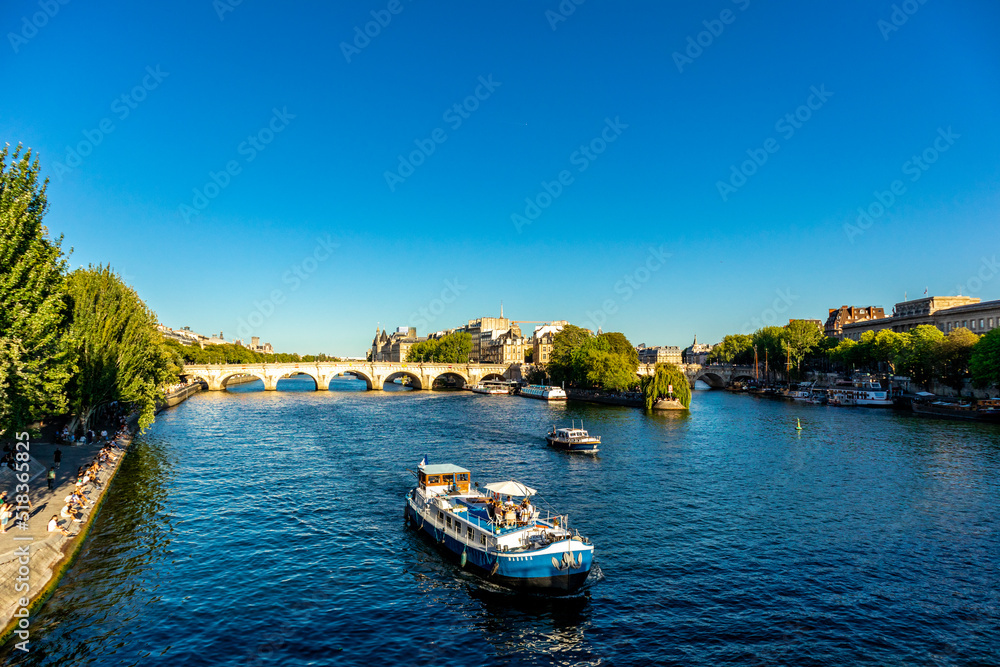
[480,535,487,545]
[446,516,452,527]
[980,319,985,329]
[438,512,444,521]
[467,527,473,539]
[990,318,995,328]
[427,475,440,484]
[963,320,967,328]
[455,521,461,533]
[457,473,469,482]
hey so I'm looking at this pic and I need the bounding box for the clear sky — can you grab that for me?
[4,0,999,355]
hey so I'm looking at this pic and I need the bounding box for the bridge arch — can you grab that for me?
[276,371,319,390]
[383,371,423,391]
[433,371,468,389]
[340,370,374,390]
[219,371,268,390]
[694,372,726,389]
[479,372,505,383]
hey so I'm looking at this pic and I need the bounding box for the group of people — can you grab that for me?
[486,495,537,528]
[46,428,128,537]
[0,490,29,534]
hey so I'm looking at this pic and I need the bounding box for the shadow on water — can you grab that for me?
[0,437,177,666]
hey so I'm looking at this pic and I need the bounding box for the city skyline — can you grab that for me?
[5,0,999,355]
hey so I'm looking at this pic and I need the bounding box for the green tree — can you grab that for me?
[896,325,945,388]
[432,331,471,363]
[751,326,787,380]
[641,363,691,410]
[939,327,979,393]
[0,145,74,436]
[708,334,752,365]
[828,338,858,368]
[548,325,593,385]
[66,266,173,431]
[597,332,639,367]
[970,328,1000,389]
[783,320,823,374]
[870,329,908,373]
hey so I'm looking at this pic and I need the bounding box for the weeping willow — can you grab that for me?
[641,363,691,410]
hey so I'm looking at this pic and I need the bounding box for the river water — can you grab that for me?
[3,378,999,666]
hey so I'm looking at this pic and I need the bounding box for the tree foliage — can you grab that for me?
[970,328,1000,389]
[405,331,471,363]
[641,363,691,410]
[939,327,979,392]
[896,325,946,388]
[66,266,174,431]
[708,334,753,365]
[784,320,823,373]
[547,327,640,391]
[547,325,593,385]
[0,145,74,436]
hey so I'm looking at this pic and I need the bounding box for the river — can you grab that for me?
[3,377,999,666]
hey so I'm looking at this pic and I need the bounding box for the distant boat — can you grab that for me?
[469,380,512,395]
[520,385,567,401]
[911,397,1000,423]
[827,375,892,407]
[545,422,600,454]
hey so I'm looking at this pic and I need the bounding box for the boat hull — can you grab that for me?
[404,501,593,593]
[545,436,599,454]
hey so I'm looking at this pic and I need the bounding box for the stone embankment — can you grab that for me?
[0,382,201,646]
[565,388,644,408]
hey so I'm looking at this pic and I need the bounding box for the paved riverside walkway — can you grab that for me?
[0,432,133,639]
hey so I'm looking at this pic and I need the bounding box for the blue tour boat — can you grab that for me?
[404,461,595,593]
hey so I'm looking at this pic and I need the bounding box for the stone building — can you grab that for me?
[824,306,886,337]
[531,321,568,366]
[839,295,1000,340]
[636,345,682,366]
[481,326,529,364]
[682,335,714,365]
[467,316,512,362]
[370,326,424,362]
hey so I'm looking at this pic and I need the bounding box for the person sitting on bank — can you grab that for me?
[48,515,70,536]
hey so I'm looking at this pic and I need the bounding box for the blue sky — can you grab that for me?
[3,0,999,355]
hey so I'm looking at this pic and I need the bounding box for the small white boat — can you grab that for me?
[546,421,600,454]
[470,380,512,395]
[520,385,567,401]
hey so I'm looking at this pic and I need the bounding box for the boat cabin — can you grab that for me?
[419,463,471,494]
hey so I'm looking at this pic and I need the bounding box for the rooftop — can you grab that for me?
[420,464,470,475]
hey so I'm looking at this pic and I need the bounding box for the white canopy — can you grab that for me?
[484,480,536,497]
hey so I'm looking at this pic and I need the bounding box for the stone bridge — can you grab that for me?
[181,361,515,391]
[638,363,759,389]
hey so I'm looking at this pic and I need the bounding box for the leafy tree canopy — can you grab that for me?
[641,363,691,410]
[0,144,73,436]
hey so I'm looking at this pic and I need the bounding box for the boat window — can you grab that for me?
[467,527,473,539]
[446,516,452,527]
[480,535,487,545]
[427,475,440,484]
[442,474,454,484]
[455,522,462,532]
[457,473,469,481]
[438,512,444,521]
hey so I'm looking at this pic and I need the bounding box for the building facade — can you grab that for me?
[824,306,886,337]
[839,295,1000,340]
[682,336,714,365]
[636,345,682,366]
[481,326,529,364]
[371,326,424,362]
[531,321,568,366]
[466,316,512,362]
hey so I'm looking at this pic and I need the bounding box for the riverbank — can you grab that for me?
[0,419,137,646]
[565,388,644,408]
[0,383,203,647]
